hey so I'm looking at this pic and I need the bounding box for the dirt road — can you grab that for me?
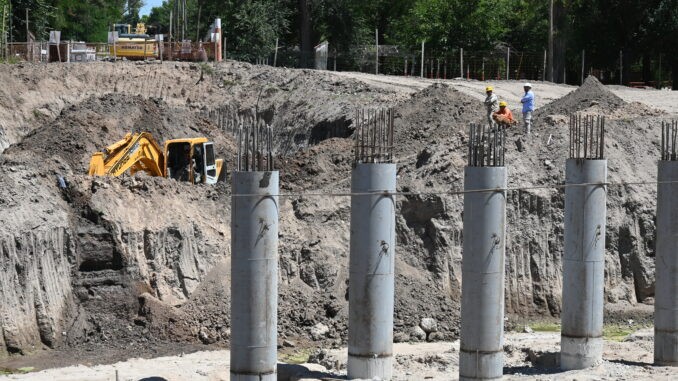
[333,71,678,114]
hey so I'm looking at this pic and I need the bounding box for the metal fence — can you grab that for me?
[1,38,672,88]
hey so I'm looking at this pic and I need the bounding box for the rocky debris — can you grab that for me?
[307,348,342,371]
[310,323,330,341]
[394,332,410,343]
[420,318,438,334]
[523,348,560,368]
[410,326,427,342]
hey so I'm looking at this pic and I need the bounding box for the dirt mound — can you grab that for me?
[9,93,231,170]
[536,76,626,117]
[395,83,484,148]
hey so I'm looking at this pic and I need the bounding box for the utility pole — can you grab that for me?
[460,48,463,78]
[548,0,554,82]
[273,37,278,67]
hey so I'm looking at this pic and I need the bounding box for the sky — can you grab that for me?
[140,0,165,16]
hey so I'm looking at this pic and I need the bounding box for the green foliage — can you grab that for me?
[52,0,126,42]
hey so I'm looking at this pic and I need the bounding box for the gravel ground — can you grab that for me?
[2,330,675,381]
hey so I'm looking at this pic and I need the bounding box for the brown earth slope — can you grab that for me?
[0,62,671,362]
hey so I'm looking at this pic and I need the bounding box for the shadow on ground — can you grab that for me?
[278,363,345,380]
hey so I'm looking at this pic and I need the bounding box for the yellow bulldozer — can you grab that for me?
[88,132,224,184]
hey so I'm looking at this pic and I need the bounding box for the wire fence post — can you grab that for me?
[581,49,585,85]
[482,58,485,81]
[273,37,278,67]
[460,48,464,78]
[619,50,623,85]
[506,47,510,80]
[543,49,547,81]
[375,28,379,75]
[420,40,425,78]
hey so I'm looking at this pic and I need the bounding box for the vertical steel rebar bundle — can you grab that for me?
[660,120,678,161]
[353,108,395,165]
[467,123,506,167]
[236,117,274,172]
[569,114,605,159]
[207,107,246,137]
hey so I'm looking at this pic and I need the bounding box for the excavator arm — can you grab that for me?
[88,132,165,177]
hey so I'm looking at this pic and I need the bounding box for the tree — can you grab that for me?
[52,0,127,42]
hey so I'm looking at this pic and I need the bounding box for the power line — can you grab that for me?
[222,179,676,198]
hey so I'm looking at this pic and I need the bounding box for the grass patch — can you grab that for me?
[199,62,215,76]
[603,325,636,342]
[0,367,35,375]
[280,349,311,364]
[0,56,22,64]
[529,322,561,332]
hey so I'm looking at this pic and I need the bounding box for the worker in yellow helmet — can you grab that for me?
[484,86,498,127]
[492,101,516,127]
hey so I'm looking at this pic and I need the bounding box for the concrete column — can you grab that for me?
[459,166,507,381]
[348,163,397,380]
[655,160,678,366]
[561,159,607,370]
[230,171,279,381]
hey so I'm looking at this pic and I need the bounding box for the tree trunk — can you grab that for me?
[552,0,567,83]
[299,0,311,68]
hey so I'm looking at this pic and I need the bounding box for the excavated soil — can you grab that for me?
[0,62,676,376]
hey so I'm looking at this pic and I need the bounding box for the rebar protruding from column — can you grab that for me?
[354,108,395,165]
[459,166,507,381]
[660,120,678,161]
[467,123,506,167]
[560,158,607,370]
[569,114,605,159]
[347,162,397,380]
[655,122,678,366]
[230,170,279,381]
[236,117,274,172]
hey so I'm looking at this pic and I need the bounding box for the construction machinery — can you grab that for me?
[109,23,158,60]
[88,132,224,184]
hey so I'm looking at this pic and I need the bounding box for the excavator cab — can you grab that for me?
[165,139,221,184]
[89,133,223,184]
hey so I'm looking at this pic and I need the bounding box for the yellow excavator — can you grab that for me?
[88,132,224,184]
[110,23,158,60]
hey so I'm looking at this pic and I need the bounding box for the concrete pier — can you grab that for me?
[459,166,507,381]
[347,163,397,380]
[655,160,678,366]
[230,171,279,381]
[560,159,607,370]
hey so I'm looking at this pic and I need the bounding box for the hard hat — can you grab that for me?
[486,86,494,92]
[499,101,507,107]
[524,82,532,88]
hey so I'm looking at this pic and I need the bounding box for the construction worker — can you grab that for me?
[484,86,499,127]
[492,101,516,127]
[521,83,535,134]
